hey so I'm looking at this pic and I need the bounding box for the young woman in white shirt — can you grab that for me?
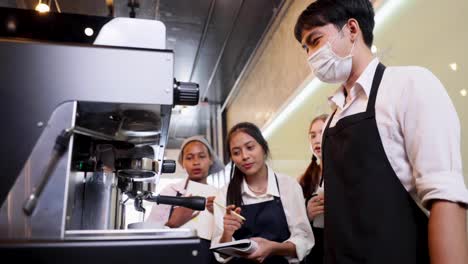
[146,135,224,264]
[298,114,328,264]
[212,122,314,264]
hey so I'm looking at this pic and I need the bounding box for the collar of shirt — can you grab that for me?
[328,57,380,110]
[241,165,279,198]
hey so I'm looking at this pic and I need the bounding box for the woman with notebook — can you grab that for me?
[211,122,314,264]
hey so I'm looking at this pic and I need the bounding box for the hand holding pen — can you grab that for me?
[214,200,246,221]
[216,200,246,241]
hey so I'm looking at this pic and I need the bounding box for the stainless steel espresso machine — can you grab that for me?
[0,7,207,263]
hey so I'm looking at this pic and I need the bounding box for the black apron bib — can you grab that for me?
[230,174,291,264]
[322,63,429,264]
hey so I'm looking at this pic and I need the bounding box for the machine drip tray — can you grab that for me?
[65,228,197,241]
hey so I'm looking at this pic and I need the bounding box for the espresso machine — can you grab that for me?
[0,7,207,263]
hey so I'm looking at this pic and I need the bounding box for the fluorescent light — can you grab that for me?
[374,0,405,29]
[35,3,50,13]
[262,0,407,139]
[450,63,458,71]
[263,78,322,139]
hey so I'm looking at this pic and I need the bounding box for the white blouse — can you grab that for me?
[146,177,218,240]
[211,165,314,263]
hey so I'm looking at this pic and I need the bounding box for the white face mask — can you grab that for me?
[307,26,355,84]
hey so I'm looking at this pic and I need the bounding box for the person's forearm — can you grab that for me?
[165,221,179,228]
[429,200,468,264]
[270,241,297,257]
[220,232,233,243]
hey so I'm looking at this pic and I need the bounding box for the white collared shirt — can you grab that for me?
[146,177,218,240]
[326,58,468,209]
[146,178,188,227]
[211,166,314,263]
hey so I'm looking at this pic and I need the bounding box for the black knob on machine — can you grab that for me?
[161,159,176,174]
[173,79,199,106]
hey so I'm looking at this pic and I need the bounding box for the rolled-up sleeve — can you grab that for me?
[281,177,315,261]
[400,67,468,208]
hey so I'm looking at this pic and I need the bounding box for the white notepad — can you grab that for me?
[210,239,258,258]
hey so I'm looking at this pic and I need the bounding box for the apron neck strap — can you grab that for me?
[365,63,386,114]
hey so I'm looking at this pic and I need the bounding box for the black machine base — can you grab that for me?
[0,237,203,264]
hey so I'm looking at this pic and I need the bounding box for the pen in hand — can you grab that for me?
[214,200,246,221]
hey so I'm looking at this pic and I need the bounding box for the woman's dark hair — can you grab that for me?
[294,0,375,48]
[298,114,328,200]
[226,122,270,207]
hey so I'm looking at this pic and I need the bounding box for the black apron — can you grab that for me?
[230,174,291,264]
[322,63,429,264]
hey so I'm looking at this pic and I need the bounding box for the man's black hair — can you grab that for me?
[294,0,375,48]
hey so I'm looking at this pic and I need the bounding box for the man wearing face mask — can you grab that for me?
[294,1,468,264]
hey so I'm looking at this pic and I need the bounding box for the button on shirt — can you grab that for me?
[326,58,468,209]
[211,166,314,263]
